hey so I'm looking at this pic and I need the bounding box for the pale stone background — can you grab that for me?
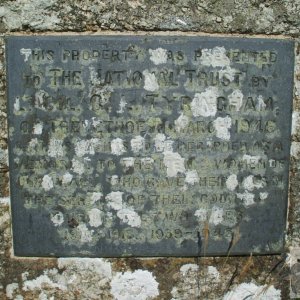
[0,1,300,299]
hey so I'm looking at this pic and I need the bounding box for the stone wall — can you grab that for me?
[0,1,300,299]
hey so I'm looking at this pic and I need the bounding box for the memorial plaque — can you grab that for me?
[6,35,294,257]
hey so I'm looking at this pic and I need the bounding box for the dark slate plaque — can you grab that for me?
[6,35,294,257]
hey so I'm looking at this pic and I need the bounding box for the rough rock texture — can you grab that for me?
[0,0,299,36]
[0,0,299,299]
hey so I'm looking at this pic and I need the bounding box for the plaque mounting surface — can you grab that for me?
[6,35,294,257]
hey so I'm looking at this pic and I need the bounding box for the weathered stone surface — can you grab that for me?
[0,0,300,37]
[0,0,299,299]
